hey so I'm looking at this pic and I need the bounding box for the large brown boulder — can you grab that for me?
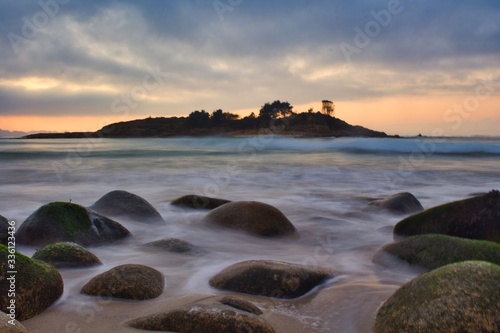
[0,245,63,321]
[204,201,297,238]
[32,242,102,268]
[16,202,131,246]
[373,261,500,333]
[81,264,164,300]
[128,303,275,333]
[209,260,334,299]
[373,234,500,271]
[90,190,164,224]
[394,190,500,242]
[171,194,231,210]
[368,192,424,215]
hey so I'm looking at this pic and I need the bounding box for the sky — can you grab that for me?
[0,0,499,136]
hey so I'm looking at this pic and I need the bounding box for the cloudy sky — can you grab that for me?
[1,0,499,135]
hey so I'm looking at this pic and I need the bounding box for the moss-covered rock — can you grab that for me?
[90,190,164,224]
[368,192,424,215]
[219,296,263,315]
[128,303,275,333]
[81,264,164,300]
[373,234,500,271]
[0,311,27,333]
[204,201,297,238]
[394,190,500,242]
[0,215,9,245]
[209,260,334,299]
[0,244,63,321]
[144,238,204,255]
[171,194,231,210]
[16,202,131,246]
[32,242,102,268]
[373,261,500,333]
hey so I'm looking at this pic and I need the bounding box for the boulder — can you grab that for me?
[0,215,9,245]
[373,234,500,271]
[144,238,204,255]
[204,201,297,238]
[32,242,102,268]
[394,190,500,242]
[81,264,164,300]
[128,303,275,333]
[90,190,164,224]
[16,202,131,246]
[219,296,263,315]
[209,260,334,299]
[368,192,424,214]
[0,311,28,333]
[171,194,231,210]
[373,261,500,333]
[0,245,64,321]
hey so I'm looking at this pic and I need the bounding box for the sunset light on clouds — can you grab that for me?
[1,0,499,136]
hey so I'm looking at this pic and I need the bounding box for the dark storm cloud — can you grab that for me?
[0,0,499,116]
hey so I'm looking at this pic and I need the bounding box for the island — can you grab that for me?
[22,100,397,139]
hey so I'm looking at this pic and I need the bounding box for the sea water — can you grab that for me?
[1,136,499,332]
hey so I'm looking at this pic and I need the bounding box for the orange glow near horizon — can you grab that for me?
[1,95,499,136]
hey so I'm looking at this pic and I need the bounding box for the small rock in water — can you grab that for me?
[144,238,204,255]
[16,202,131,246]
[0,245,64,321]
[373,261,500,333]
[32,242,102,268]
[81,264,164,300]
[219,296,263,315]
[90,190,164,224]
[0,311,28,332]
[128,303,276,333]
[394,190,500,242]
[209,260,334,299]
[368,192,424,215]
[171,194,231,210]
[204,201,297,238]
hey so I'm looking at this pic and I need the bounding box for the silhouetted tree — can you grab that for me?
[211,109,239,125]
[258,100,294,122]
[321,100,335,116]
[187,110,210,127]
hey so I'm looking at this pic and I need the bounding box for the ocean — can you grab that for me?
[1,136,500,332]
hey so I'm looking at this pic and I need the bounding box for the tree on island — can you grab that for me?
[211,109,239,125]
[187,110,211,127]
[258,100,294,122]
[321,100,335,116]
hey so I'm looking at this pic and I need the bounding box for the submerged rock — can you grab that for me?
[128,303,275,333]
[171,194,231,210]
[90,190,164,224]
[209,260,334,299]
[0,245,64,321]
[32,242,102,268]
[368,192,424,215]
[394,190,500,242]
[0,311,27,333]
[204,201,297,238]
[81,264,164,300]
[219,296,263,315]
[0,215,9,245]
[373,234,500,271]
[373,261,500,333]
[144,238,204,255]
[16,202,131,246]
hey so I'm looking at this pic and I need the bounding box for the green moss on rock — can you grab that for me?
[32,242,102,268]
[394,190,500,242]
[0,244,63,321]
[373,234,500,271]
[373,261,500,333]
[16,202,131,246]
